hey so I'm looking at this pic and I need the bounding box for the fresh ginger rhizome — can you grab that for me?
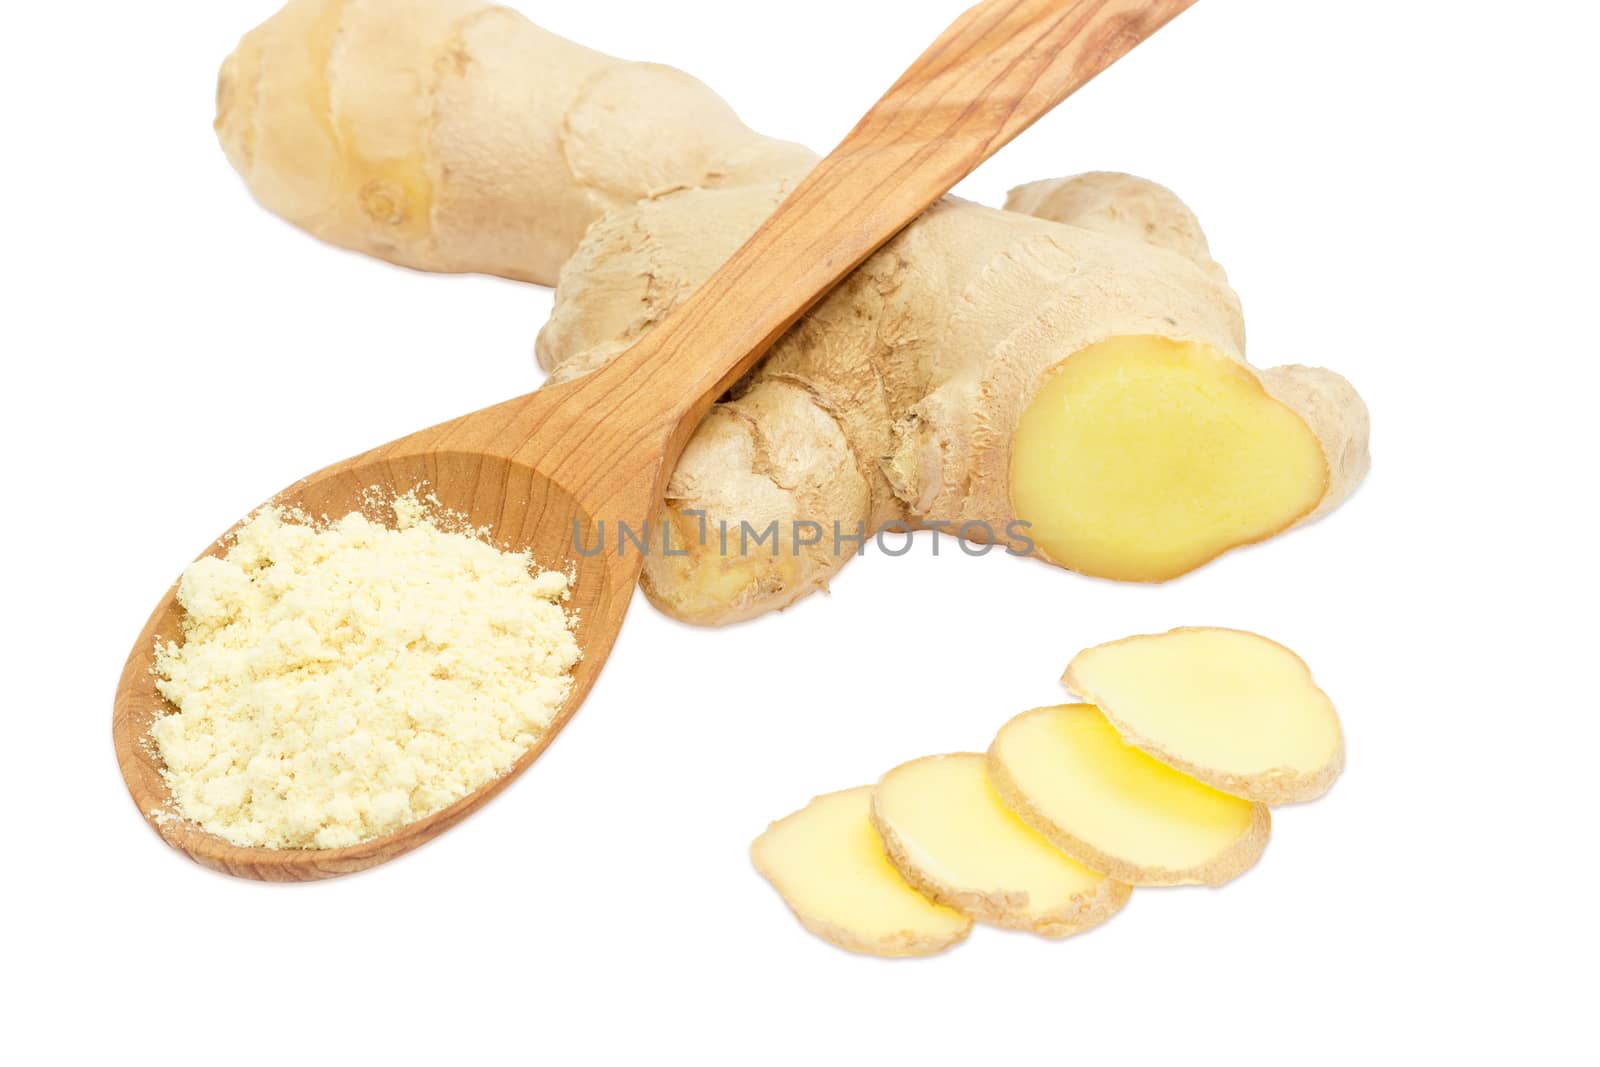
[218,0,1371,625]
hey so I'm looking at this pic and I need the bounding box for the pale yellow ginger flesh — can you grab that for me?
[988,705,1269,887]
[151,496,580,850]
[1064,628,1344,804]
[1012,336,1330,581]
[872,754,1130,937]
[752,787,972,958]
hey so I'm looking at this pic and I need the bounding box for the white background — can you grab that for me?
[6,0,1596,1062]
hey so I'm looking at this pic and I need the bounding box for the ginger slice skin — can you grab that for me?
[751,787,972,958]
[1064,628,1344,804]
[872,753,1130,937]
[988,705,1269,887]
[1010,336,1330,582]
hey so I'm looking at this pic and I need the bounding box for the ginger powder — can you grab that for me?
[150,494,581,849]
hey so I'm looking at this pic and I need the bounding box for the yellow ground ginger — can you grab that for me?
[151,495,580,849]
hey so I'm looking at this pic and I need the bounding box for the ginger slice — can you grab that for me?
[1010,336,1329,582]
[988,705,1269,887]
[1064,628,1344,804]
[752,787,972,958]
[872,754,1130,937]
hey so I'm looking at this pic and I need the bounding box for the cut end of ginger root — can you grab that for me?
[751,787,973,958]
[988,704,1270,887]
[1010,336,1329,581]
[1064,627,1344,804]
[872,753,1130,937]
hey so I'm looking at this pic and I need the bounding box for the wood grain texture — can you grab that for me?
[113,0,1197,880]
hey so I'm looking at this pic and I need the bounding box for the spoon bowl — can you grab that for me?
[115,0,1199,879]
[113,383,661,879]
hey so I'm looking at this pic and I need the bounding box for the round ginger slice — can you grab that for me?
[1064,628,1344,804]
[751,787,972,958]
[872,753,1130,937]
[1010,335,1329,582]
[988,705,1269,887]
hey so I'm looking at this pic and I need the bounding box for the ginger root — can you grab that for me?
[218,0,1371,624]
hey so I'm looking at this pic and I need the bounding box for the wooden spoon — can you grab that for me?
[114,0,1198,880]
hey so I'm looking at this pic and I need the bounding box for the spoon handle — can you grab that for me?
[608,0,1198,431]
